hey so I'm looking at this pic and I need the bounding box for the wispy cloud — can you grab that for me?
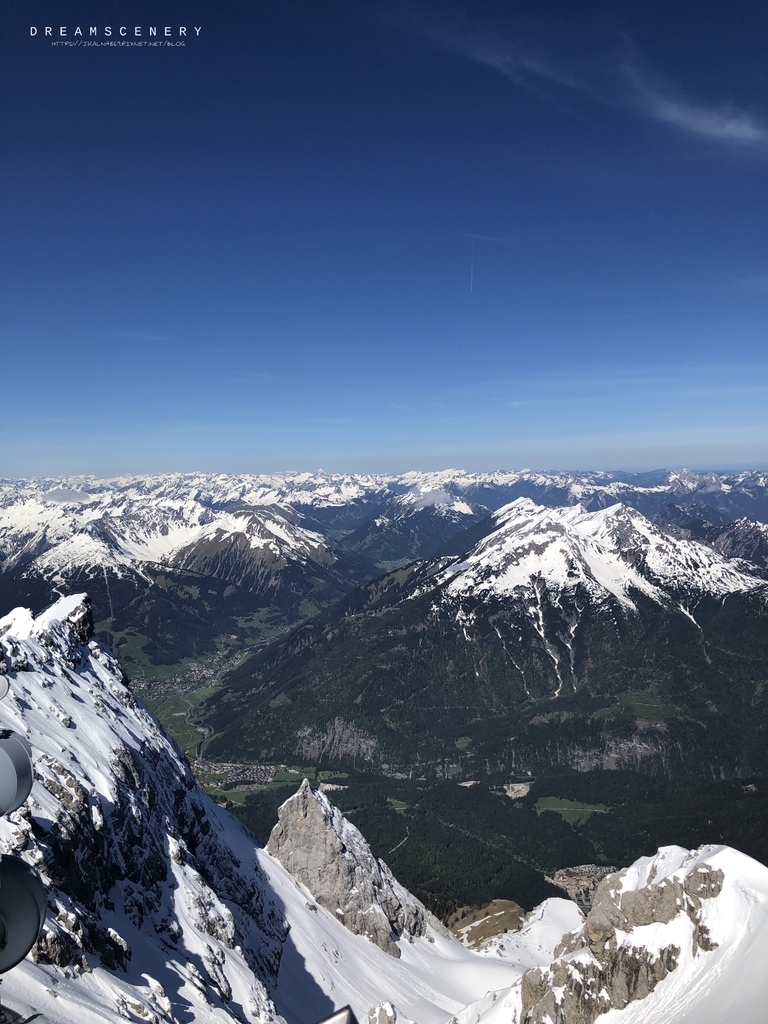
[406,9,767,154]
[419,19,589,107]
[623,64,768,148]
[443,35,585,94]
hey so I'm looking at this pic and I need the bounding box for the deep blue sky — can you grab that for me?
[2,0,766,476]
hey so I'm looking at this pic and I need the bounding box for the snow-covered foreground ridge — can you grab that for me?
[454,844,768,1024]
[0,594,287,1024]
[0,595,766,1024]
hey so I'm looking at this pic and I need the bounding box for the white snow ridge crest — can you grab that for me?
[443,499,767,609]
[0,594,287,1023]
[0,595,767,1023]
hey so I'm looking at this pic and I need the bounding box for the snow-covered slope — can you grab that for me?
[1,595,767,1023]
[258,785,583,1024]
[440,498,767,610]
[0,594,583,1024]
[2,472,766,629]
[0,483,374,669]
[206,493,768,775]
[709,516,768,569]
[340,485,491,564]
[0,594,288,1024]
[0,488,339,582]
[2,467,767,560]
[451,845,768,1024]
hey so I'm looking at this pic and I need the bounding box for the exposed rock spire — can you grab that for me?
[266,779,435,957]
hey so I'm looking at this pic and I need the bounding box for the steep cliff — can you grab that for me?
[0,594,287,1023]
[266,780,436,957]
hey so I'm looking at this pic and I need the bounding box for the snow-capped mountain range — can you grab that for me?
[2,467,767,778]
[436,497,766,611]
[0,595,766,1024]
[2,468,766,598]
[2,466,767,513]
[0,487,342,581]
[206,495,768,776]
[2,468,766,670]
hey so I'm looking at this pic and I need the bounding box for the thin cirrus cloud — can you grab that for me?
[421,22,591,105]
[622,64,768,148]
[412,13,767,153]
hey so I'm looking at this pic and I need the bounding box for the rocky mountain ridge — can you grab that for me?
[453,844,768,1024]
[2,469,766,675]
[0,595,766,1024]
[207,499,768,777]
[0,594,286,1023]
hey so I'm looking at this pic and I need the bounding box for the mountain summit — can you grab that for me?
[267,779,434,957]
[208,499,768,777]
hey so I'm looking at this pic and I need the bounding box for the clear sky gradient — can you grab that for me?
[2,0,766,476]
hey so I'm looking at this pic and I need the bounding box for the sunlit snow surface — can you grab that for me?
[598,846,768,1024]
[440,498,766,609]
[0,596,580,1024]
[1,596,767,1024]
[0,596,286,1024]
[256,842,582,1024]
[451,845,768,1024]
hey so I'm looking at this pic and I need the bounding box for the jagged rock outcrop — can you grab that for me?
[267,779,435,957]
[368,1003,397,1024]
[0,594,287,1024]
[521,846,724,1024]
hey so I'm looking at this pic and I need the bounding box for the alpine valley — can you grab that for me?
[0,595,766,1024]
[2,469,767,781]
[1,469,768,1018]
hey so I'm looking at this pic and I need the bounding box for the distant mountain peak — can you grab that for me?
[444,498,766,611]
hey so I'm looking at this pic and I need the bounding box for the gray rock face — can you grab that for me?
[267,780,431,957]
[521,854,724,1024]
[368,1003,397,1024]
[294,717,380,766]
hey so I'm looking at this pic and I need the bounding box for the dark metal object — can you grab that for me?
[0,734,33,817]
[0,858,46,974]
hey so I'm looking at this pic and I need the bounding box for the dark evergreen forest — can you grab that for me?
[234,771,768,917]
